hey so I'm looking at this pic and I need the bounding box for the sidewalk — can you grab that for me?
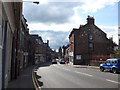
[67,63,99,69]
[7,65,36,89]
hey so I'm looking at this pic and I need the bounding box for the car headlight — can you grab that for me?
[100,64,103,66]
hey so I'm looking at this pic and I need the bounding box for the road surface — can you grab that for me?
[36,62,119,89]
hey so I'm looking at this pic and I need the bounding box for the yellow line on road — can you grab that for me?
[32,69,41,90]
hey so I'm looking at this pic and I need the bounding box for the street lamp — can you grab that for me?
[33,1,39,4]
[23,1,40,5]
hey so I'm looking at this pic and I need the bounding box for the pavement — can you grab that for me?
[7,65,36,89]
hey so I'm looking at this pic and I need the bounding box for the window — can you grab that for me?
[118,60,120,66]
[112,60,117,64]
[105,60,110,65]
[89,35,93,40]
[89,43,93,47]
[36,39,39,43]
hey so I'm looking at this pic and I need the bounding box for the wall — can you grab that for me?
[69,32,74,64]
[74,29,89,65]
[1,3,14,88]
[7,23,13,82]
[3,2,15,32]
[0,7,2,90]
[1,2,22,88]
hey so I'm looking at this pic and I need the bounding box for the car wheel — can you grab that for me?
[112,68,117,74]
[100,67,104,72]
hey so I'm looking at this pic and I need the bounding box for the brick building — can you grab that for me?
[69,16,115,65]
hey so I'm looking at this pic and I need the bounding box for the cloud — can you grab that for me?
[79,0,119,13]
[99,25,118,44]
[23,2,83,24]
[23,0,118,26]
[27,22,83,32]
[29,25,118,50]
[23,0,118,49]
[30,30,69,49]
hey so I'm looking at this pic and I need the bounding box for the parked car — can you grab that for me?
[56,59,59,62]
[59,59,65,64]
[100,59,120,73]
[52,59,57,64]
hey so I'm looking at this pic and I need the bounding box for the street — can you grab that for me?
[36,62,119,88]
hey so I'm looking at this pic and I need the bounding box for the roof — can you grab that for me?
[69,16,107,39]
[69,28,79,38]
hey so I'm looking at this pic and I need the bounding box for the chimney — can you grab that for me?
[47,40,49,46]
[79,25,84,29]
[87,15,95,25]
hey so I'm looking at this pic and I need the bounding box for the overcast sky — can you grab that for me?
[23,0,119,49]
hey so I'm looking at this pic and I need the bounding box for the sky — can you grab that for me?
[23,0,119,49]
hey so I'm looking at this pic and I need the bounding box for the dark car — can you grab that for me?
[59,59,65,64]
[100,59,120,73]
[52,59,57,64]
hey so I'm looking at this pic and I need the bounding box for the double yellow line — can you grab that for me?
[32,69,41,90]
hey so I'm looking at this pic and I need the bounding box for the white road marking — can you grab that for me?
[106,79,120,84]
[53,65,93,77]
[74,71,93,77]
[62,68,71,71]
[58,63,60,65]
[53,64,56,66]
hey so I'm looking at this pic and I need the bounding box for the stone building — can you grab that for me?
[0,1,22,89]
[44,40,52,62]
[69,16,115,65]
[30,35,52,64]
[63,45,69,63]
[0,2,2,89]
[58,46,62,59]
[19,15,30,71]
[35,36,46,64]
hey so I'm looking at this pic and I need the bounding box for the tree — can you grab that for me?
[114,50,120,54]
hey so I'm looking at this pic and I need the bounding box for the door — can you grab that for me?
[105,60,111,70]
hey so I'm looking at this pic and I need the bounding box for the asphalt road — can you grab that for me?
[36,62,120,89]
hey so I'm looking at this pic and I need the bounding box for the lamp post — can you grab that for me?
[33,1,39,4]
[23,1,39,4]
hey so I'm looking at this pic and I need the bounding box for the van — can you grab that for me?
[100,59,120,73]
